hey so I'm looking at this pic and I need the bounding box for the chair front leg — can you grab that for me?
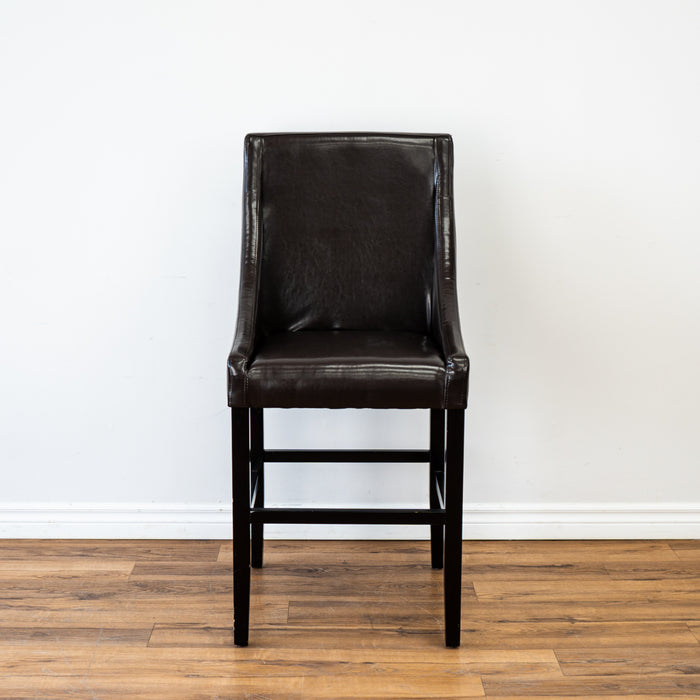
[430,409,446,569]
[443,409,465,648]
[232,407,251,647]
[250,407,265,568]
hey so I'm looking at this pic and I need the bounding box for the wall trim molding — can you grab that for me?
[1,502,700,539]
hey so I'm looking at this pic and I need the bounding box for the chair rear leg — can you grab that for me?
[232,408,251,647]
[444,409,465,648]
[250,408,264,568]
[430,409,446,569]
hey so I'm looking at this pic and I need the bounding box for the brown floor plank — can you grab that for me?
[0,600,286,627]
[0,650,484,697]
[606,561,700,579]
[130,561,233,577]
[0,539,222,561]
[299,671,484,698]
[464,563,610,580]
[459,621,698,649]
[1,576,234,597]
[289,599,700,625]
[0,674,306,699]
[462,540,680,564]
[0,676,482,700]
[556,646,700,676]
[0,627,152,645]
[0,558,134,576]
[473,578,700,602]
[483,675,700,695]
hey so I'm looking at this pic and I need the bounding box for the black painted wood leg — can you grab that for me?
[430,409,445,569]
[444,409,465,648]
[232,408,251,647]
[250,408,264,569]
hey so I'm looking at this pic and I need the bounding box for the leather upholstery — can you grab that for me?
[228,133,469,409]
[246,330,446,409]
[259,135,434,334]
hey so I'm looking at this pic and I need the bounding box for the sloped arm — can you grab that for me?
[228,135,263,407]
[433,136,470,409]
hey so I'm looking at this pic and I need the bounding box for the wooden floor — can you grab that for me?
[1,540,700,699]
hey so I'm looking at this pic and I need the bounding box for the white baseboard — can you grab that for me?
[1,502,700,539]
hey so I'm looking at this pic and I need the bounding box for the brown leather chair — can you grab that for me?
[228,133,469,647]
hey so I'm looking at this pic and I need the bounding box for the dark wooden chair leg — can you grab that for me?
[232,407,251,647]
[430,409,445,569]
[250,408,264,568]
[444,409,465,648]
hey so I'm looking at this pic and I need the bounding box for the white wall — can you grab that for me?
[2,0,700,538]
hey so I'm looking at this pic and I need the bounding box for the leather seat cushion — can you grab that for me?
[246,330,447,408]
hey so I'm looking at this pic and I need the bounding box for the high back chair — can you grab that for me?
[228,132,469,647]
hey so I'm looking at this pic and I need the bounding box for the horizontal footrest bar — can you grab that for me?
[250,507,446,525]
[262,449,431,463]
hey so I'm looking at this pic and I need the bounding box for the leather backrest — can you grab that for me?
[252,133,438,334]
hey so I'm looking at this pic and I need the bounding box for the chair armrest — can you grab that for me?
[228,135,264,407]
[434,276,470,409]
[433,135,470,409]
[227,298,257,406]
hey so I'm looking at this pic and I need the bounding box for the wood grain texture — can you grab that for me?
[0,538,699,698]
[556,646,700,676]
[482,676,700,696]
